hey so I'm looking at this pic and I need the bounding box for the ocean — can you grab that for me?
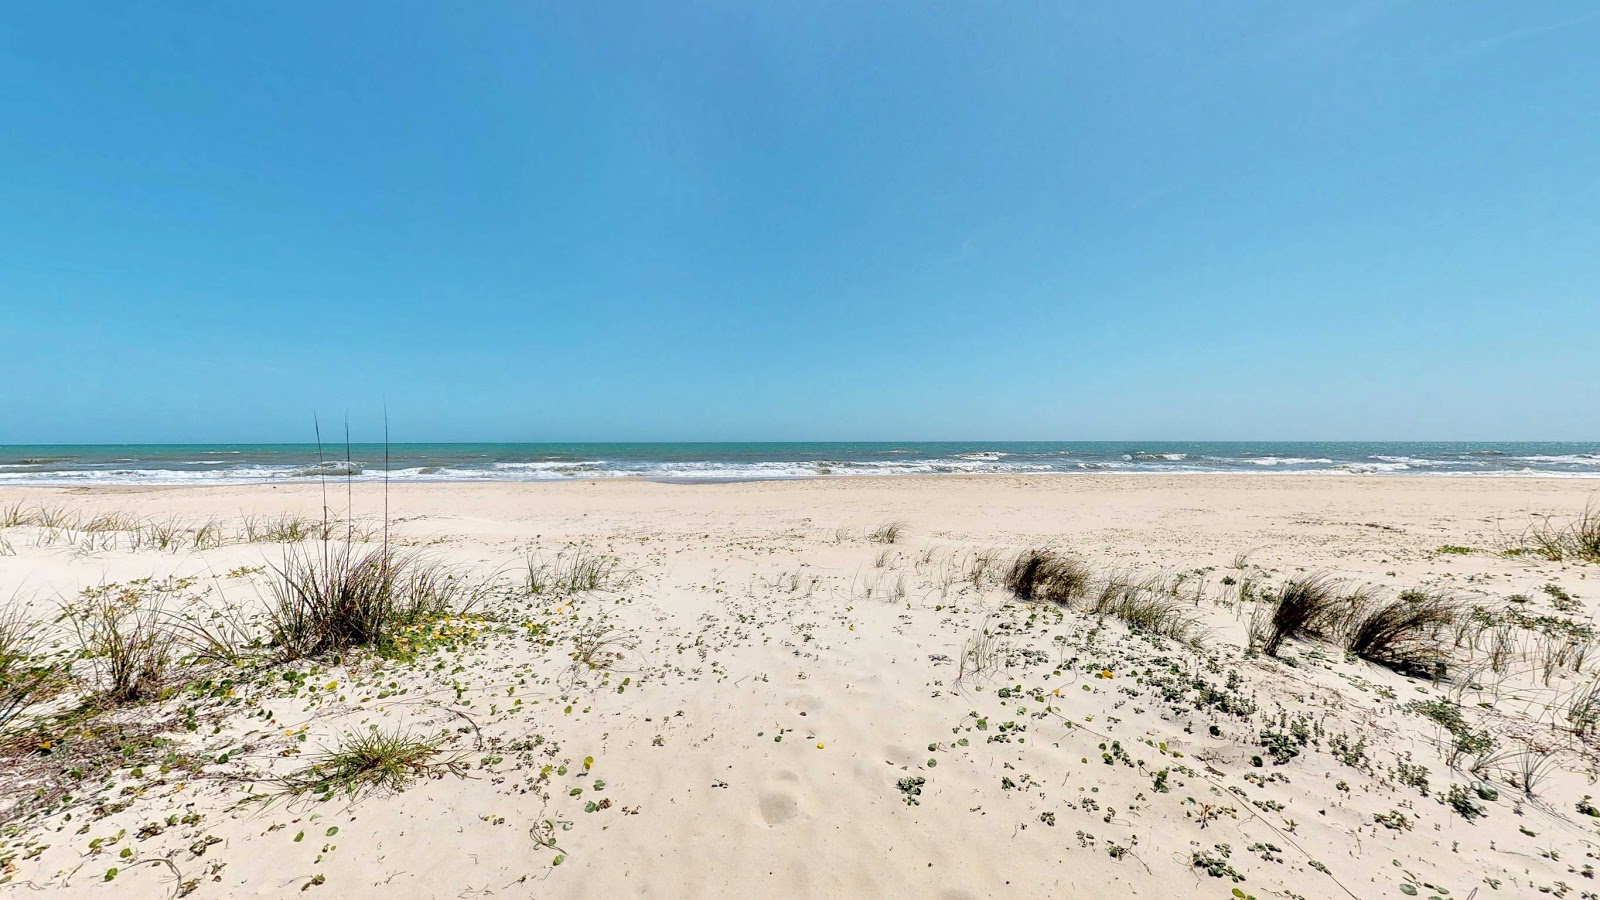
[1,442,1598,485]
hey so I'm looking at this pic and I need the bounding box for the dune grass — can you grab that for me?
[0,501,26,528]
[1524,502,1600,563]
[867,520,906,544]
[266,545,481,659]
[278,727,460,799]
[1345,588,1464,675]
[1259,574,1350,657]
[63,584,176,705]
[1087,574,1204,646]
[525,547,624,595]
[0,605,58,729]
[1003,547,1092,607]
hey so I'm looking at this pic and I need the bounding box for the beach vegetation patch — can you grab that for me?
[867,520,905,544]
[525,546,624,595]
[266,546,485,659]
[1345,589,1463,676]
[1087,574,1203,646]
[1258,574,1351,657]
[275,728,461,800]
[1003,548,1091,607]
[63,580,182,704]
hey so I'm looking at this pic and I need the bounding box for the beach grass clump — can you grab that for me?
[1346,588,1464,674]
[64,583,177,704]
[1088,574,1203,645]
[1566,676,1600,739]
[1520,502,1600,563]
[1259,574,1351,657]
[192,516,227,550]
[81,510,141,534]
[525,547,623,595]
[0,501,26,528]
[1003,548,1092,607]
[30,504,79,530]
[241,512,323,543]
[279,728,458,799]
[266,545,476,659]
[139,516,188,552]
[867,520,906,544]
[1,605,59,729]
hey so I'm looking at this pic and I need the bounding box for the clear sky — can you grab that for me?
[3,2,1597,443]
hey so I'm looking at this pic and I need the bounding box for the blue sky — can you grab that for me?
[3,2,1597,442]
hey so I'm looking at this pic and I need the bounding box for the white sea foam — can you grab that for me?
[1223,457,1335,467]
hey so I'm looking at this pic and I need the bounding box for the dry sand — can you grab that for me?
[2,474,1598,898]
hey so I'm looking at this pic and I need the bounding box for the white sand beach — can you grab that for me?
[2,475,1598,898]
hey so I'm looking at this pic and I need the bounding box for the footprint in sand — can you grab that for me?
[758,791,800,825]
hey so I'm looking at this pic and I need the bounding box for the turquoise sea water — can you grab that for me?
[1,442,1598,485]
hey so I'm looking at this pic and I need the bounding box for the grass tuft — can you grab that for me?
[63,584,176,704]
[266,545,479,659]
[1003,548,1091,607]
[1345,588,1464,675]
[1519,502,1600,563]
[1,605,59,728]
[1088,574,1204,645]
[525,547,623,595]
[867,520,906,544]
[278,728,460,799]
[1259,574,1351,657]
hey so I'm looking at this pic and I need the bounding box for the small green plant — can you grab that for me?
[1444,783,1486,821]
[1192,843,1244,881]
[277,728,460,799]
